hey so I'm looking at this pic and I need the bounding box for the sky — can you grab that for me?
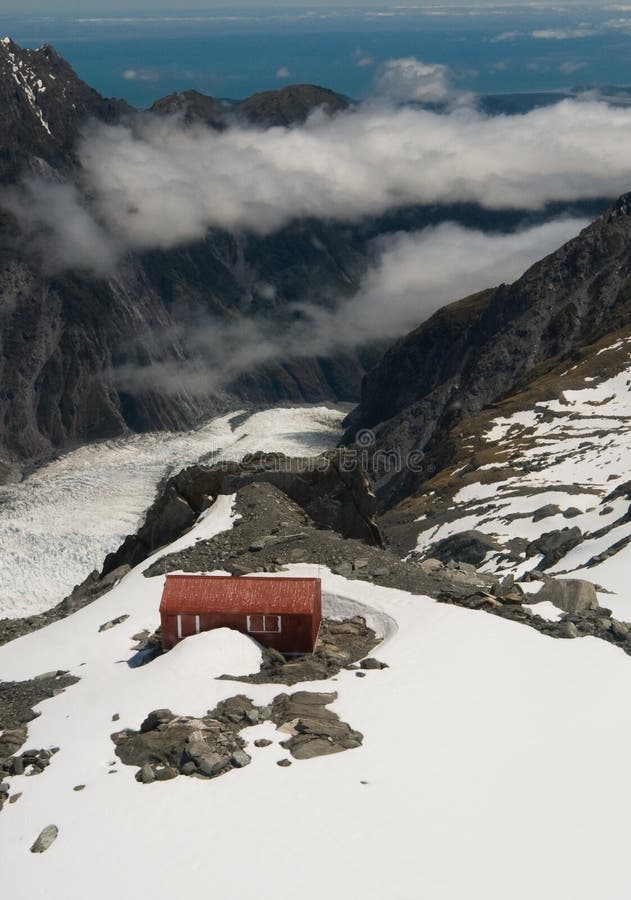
[0,1,608,10]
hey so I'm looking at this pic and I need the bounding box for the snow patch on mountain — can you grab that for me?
[0,39,51,134]
[0,405,345,620]
[415,342,631,616]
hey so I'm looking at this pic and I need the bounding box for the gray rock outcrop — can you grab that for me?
[533,579,599,613]
[425,530,501,568]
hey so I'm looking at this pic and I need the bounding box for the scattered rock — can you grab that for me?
[73,785,85,792]
[563,507,583,519]
[220,616,381,686]
[359,658,388,670]
[254,739,272,748]
[99,614,129,633]
[30,825,59,854]
[277,759,292,767]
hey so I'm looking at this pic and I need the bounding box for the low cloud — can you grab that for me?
[373,57,467,106]
[275,66,290,79]
[115,217,588,397]
[532,27,598,40]
[353,48,375,68]
[70,95,631,256]
[299,217,589,349]
[4,61,631,278]
[0,179,118,275]
[122,68,159,82]
[490,31,520,43]
[559,61,587,75]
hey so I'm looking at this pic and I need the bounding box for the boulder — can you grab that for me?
[611,620,630,640]
[136,764,156,784]
[359,658,389,670]
[426,531,501,567]
[197,754,229,777]
[557,621,580,639]
[527,527,582,569]
[140,709,175,732]
[534,579,598,614]
[419,558,443,573]
[230,750,251,769]
[30,825,59,853]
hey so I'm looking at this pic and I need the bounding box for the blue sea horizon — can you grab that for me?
[1,5,630,107]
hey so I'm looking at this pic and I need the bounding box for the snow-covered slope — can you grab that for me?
[2,489,631,899]
[411,334,631,616]
[0,406,345,619]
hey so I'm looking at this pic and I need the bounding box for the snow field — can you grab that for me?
[2,495,631,898]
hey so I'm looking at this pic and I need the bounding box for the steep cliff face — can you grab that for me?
[345,196,631,506]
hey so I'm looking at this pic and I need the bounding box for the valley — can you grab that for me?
[4,19,631,900]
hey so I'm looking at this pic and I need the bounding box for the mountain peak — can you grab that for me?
[605,192,631,221]
[0,37,130,182]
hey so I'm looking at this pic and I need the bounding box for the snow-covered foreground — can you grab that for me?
[2,495,631,899]
[415,344,631,617]
[0,405,345,619]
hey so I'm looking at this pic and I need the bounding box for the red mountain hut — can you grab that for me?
[160,574,322,654]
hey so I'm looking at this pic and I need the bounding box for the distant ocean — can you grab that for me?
[1,5,631,107]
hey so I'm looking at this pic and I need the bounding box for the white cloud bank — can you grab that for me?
[373,57,464,105]
[301,217,590,349]
[67,97,631,256]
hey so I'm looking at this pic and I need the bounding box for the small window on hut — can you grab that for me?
[247,615,282,634]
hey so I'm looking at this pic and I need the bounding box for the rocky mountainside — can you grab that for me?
[345,195,631,506]
[0,42,365,482]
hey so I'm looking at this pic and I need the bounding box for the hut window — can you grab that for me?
[247,614,282,634]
